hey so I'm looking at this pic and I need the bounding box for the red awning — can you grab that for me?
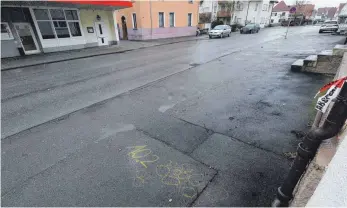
[51,0,132,8]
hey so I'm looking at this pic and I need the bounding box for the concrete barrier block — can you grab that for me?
[291,59,304,72]
[304,55,318,67]
[317,50,333,62]
[315,56,342,74]
[333,44,347,57]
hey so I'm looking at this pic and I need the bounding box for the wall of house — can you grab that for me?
[80,9,117,47]
[233,0,262,26]
[233,0,273,27]
[199,0,214,13]
[1,40,20,58]
[271,11,289,24]
[259,0,274,27]
[115,1,144,40]
[116,0,199,40]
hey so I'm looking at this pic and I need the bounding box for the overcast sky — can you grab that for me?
[286,0,345,8]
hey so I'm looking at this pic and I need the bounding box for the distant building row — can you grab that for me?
[270,1,347,25]
[198,0,277,29]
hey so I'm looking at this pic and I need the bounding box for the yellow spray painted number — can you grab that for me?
[127,145,159,168]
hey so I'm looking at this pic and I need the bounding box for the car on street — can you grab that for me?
[209,25,231,38]
[319,20,339,33]
[240,23,260,34]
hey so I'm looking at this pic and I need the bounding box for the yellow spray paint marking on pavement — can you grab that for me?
[127,145,204,199]
[127,145,159,168]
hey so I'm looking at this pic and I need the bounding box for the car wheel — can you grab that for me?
[256,29,259,33]
[240,30,243,34]
[228,33,230,37]
[250,30,253,34]
[209,35,212,39]
[220,33,223,38]
[319,30,323,33]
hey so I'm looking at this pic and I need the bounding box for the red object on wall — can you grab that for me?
[51,0,133,8]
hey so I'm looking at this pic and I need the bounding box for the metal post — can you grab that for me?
[245,0,251,25]
[285,19,290,39]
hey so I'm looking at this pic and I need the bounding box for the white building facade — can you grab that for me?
[198,0,276,28]
[233,0,275,28]
[199,0,218,29]
[271,11,289,24]
[1,1,131,58]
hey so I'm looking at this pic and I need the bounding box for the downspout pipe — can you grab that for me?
[272,83,347,207]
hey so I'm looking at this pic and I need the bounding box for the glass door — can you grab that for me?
[14,23,40,55]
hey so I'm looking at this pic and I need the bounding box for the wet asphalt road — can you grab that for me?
[1,26,344,206]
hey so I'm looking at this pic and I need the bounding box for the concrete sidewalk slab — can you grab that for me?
[2,129,216,207]
[1,36,207,71]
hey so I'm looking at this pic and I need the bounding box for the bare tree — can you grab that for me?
[292,0,311,25]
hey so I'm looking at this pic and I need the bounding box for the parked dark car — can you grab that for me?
[281,20,297,26]
[240,23,260,34]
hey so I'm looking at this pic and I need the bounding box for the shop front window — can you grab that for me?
[33,8,82,40]
[1,22,13,40]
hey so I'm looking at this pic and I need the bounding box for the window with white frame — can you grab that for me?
[132,13,137,29]
[169,12,175,27]
[188,13,192,26]
[1,22,13,40]
[236,2,243,11]
[159,12,164,27]
[33,8,82,40]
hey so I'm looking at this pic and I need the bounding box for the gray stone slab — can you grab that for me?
[318,50,333,62]
[191,133,290,173]
[2,129,216,207]
[319,50,333,56]
[304,55,317,67]
[291,59,304,72]
[193,169,288,207]
[333,44,347,57]
[191,134,290,206]
[135,113,213,154]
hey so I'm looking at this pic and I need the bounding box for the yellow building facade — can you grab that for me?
[116,1,199,40]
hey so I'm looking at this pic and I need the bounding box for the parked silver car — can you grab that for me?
[319,20,339,33]
[209,25,231,38]
[240,23,260,34]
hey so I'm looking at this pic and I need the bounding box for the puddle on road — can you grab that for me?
[95,124,135,143]
[158,104,176,113]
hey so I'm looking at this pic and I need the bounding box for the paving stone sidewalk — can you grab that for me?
[1,35,207,71]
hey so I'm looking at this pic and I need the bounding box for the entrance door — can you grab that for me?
[95,22,109,46]
[14,23,40,55]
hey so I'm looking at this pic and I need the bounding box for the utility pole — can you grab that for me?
[285,18,290,39]
[245,0,251,25]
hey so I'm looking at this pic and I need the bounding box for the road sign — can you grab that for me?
[289,7,296,14]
